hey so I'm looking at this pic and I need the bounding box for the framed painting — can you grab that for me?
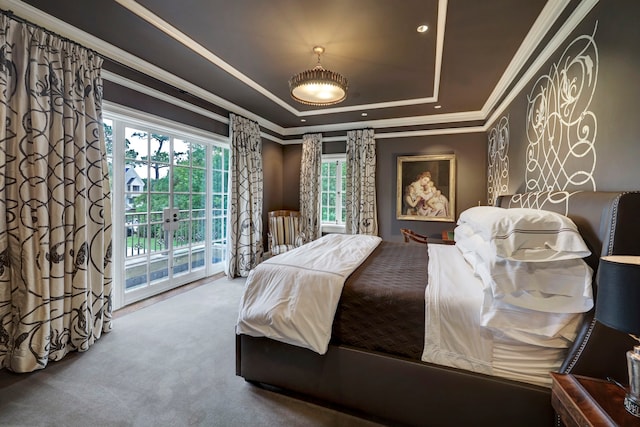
[396,154,456,222]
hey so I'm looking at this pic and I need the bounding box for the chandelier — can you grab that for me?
[289,46,348,106]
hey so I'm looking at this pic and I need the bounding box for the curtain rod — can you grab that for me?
[0,8,103,57]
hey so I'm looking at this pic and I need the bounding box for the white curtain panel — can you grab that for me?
[0,14,113,373]
[299,133,322,242]
[345,129,378,235]
[226,114,263,278]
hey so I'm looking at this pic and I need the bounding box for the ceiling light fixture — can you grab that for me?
[289,46,348,106]
[417,24,429,33]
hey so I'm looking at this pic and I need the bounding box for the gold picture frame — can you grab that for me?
[396,154,456,222]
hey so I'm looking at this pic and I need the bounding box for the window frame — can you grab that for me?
[103,101,229,309]
[320,153,346,234]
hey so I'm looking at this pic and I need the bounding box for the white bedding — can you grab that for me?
[237,233,582,387]
[236,233,381,354]
[423,244,582,387]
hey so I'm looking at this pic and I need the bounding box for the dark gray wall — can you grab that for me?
[282,145,303,210]
[282,132,487,242]
[262,140,285,248]
[104,0,640,247]
[378,133,487,242]
[486,0,640,195]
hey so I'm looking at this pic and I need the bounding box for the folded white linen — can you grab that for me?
[481,289,583,347]
[492,340,568,388]
[236,233,381,354]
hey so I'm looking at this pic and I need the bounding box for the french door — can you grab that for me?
[104,106,229,308]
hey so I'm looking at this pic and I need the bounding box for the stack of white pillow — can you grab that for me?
[455,206,594,348]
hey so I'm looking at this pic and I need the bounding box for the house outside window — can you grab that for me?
[321,153,346,233]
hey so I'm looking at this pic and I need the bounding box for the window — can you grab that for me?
[321,154,346,232]
[103,105,229,309]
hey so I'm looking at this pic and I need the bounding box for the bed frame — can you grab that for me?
[236,191,640,426]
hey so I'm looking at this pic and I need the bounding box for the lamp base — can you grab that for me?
[624,393,640,417]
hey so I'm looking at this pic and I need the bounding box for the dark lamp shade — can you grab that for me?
[595,255,640,335]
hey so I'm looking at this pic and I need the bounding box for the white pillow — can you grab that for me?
[453,223,476,241]
[481,292,583,348]
[454,226,490,274]
[457,206,506,236]
[457,207,590,261]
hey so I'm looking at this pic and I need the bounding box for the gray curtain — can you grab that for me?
[345,129,378,235]
[0,14,113,373]
[226,114,263,278]
[299,133,322,242]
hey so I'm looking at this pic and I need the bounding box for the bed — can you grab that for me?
[235,191,640,426]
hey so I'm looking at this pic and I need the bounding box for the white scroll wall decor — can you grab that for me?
[525,23,599,192]
[487,115,510,206]
[508,191,575,216]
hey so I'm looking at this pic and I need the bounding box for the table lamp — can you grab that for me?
[595,255,640,418]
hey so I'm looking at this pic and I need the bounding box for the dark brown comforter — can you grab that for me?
[331,241,429,360]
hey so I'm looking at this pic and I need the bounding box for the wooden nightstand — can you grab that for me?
[551,372,640,426]
[441,230,455,245]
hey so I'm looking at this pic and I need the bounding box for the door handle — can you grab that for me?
[163,208,180,231]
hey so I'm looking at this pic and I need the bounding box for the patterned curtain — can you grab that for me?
[299,133,322,242]
[345,129,378,235]
[0,14,112,373]
[226,114,263,278]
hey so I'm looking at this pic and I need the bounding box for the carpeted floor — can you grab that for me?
[0,276,384,427]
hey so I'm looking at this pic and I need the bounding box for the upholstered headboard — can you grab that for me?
[495,191,640,383]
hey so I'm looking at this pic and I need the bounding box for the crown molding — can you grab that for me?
[113,0,449,117]
[113,0,299,116]
[481,0,570,118]
[432,0,447,100]
[282,109,484,136]
[280,124,487,145]
[101,71,288,144]
[376,125,487,140]
[106,64,485,140]
[103,71,229,125]
[0,0,286,136]
[103,100,288,145]
[295,0,448,116]
[102,101,226,143]
[485,0,600,127]
[0,0,592,141]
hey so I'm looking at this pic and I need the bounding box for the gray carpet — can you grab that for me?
[0,277,384,427]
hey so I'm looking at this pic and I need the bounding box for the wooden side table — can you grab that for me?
[551,372,640,426]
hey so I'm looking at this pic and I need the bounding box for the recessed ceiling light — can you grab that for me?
[434,105,442,109]
[417,24,429,33]
[300,119,306,122]
[361,112,368,117]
